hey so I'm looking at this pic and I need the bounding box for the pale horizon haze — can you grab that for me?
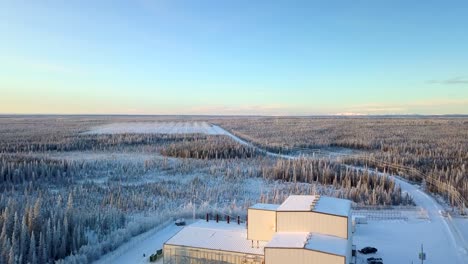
[1,1,468,115]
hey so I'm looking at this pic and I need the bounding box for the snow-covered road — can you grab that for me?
[391,177,467,263]
[95,222,184,264]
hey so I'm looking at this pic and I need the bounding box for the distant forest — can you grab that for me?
[0,116,464,263]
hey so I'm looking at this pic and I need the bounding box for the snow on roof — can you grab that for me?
[266,232,348,256]
[250,203,280,211]
[313,196,351,217]
[276,195,351,217]
[305,233,348,256]
[165,220,266,255]
[277,195,317,211]
[265,232,309,248]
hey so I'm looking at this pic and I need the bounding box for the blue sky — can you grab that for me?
[1,0,467,115]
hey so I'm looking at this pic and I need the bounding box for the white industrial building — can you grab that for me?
[163,195,353,264]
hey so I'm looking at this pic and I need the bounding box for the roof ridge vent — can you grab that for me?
[309,195,320,210]
[304,233,312,246]
[310,201,316,210]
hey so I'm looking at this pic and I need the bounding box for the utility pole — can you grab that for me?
[418,244,426,264]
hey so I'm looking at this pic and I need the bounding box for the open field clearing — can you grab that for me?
[85,121,227,135]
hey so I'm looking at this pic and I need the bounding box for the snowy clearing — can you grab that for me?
[354,219,449,264]
[84,122,228,135]
[94,221,184,264]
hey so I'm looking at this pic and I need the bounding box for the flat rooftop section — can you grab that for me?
[165,220,265,256]
[277,195,317,211]
[265,232,309,248]
[305,233,348,256]
[276,195,351,217]
[266,232,348,257]
[313,196,351,217]
[250,203,280,211]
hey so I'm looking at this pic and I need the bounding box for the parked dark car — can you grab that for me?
[367,257,383,264]
[359,247,378,254]
[175,218,186,226]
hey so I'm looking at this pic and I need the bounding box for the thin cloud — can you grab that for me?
[427,76,468,85]
[344,99,468,115]
[334,112,366,116]
[8,57,83,75]
[408,99,468,107]
[188,104,294,116]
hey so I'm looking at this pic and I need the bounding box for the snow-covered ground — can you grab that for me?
[451,216,468,250]
[94,125,467,264]
[350,173,466,264]
[216,125,468,263]
[353,198,466,263]
[94,221,184,264]
[24,151,163,162]
[85,122,228,135]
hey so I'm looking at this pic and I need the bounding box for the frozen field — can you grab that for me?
[85,122,228,135]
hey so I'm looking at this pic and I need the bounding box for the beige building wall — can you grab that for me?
[247,208,277,241]
[164,244,264,264]
[346,211,353,261]
[276,212,348,239]
[265,248,345,264]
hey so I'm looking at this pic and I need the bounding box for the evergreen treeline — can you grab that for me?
[160,136,257,159]
[0,191,88,264]
[259,158,412,205]
[0,134,193,153]
[0,156,76,186]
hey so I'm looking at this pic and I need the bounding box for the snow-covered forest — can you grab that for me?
[216,117,468,205]
[0,116,463,263]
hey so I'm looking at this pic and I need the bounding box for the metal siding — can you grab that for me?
[265,248,345,264]
[276,211,348,239]
[247,208,277,241]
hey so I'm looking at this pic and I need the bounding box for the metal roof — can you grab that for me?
[277,195,317,211]
[276,195,351,217]
[265,232,309,248]
[305,232,348,256]
[165,220,266,255]
[249,203,280,211]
